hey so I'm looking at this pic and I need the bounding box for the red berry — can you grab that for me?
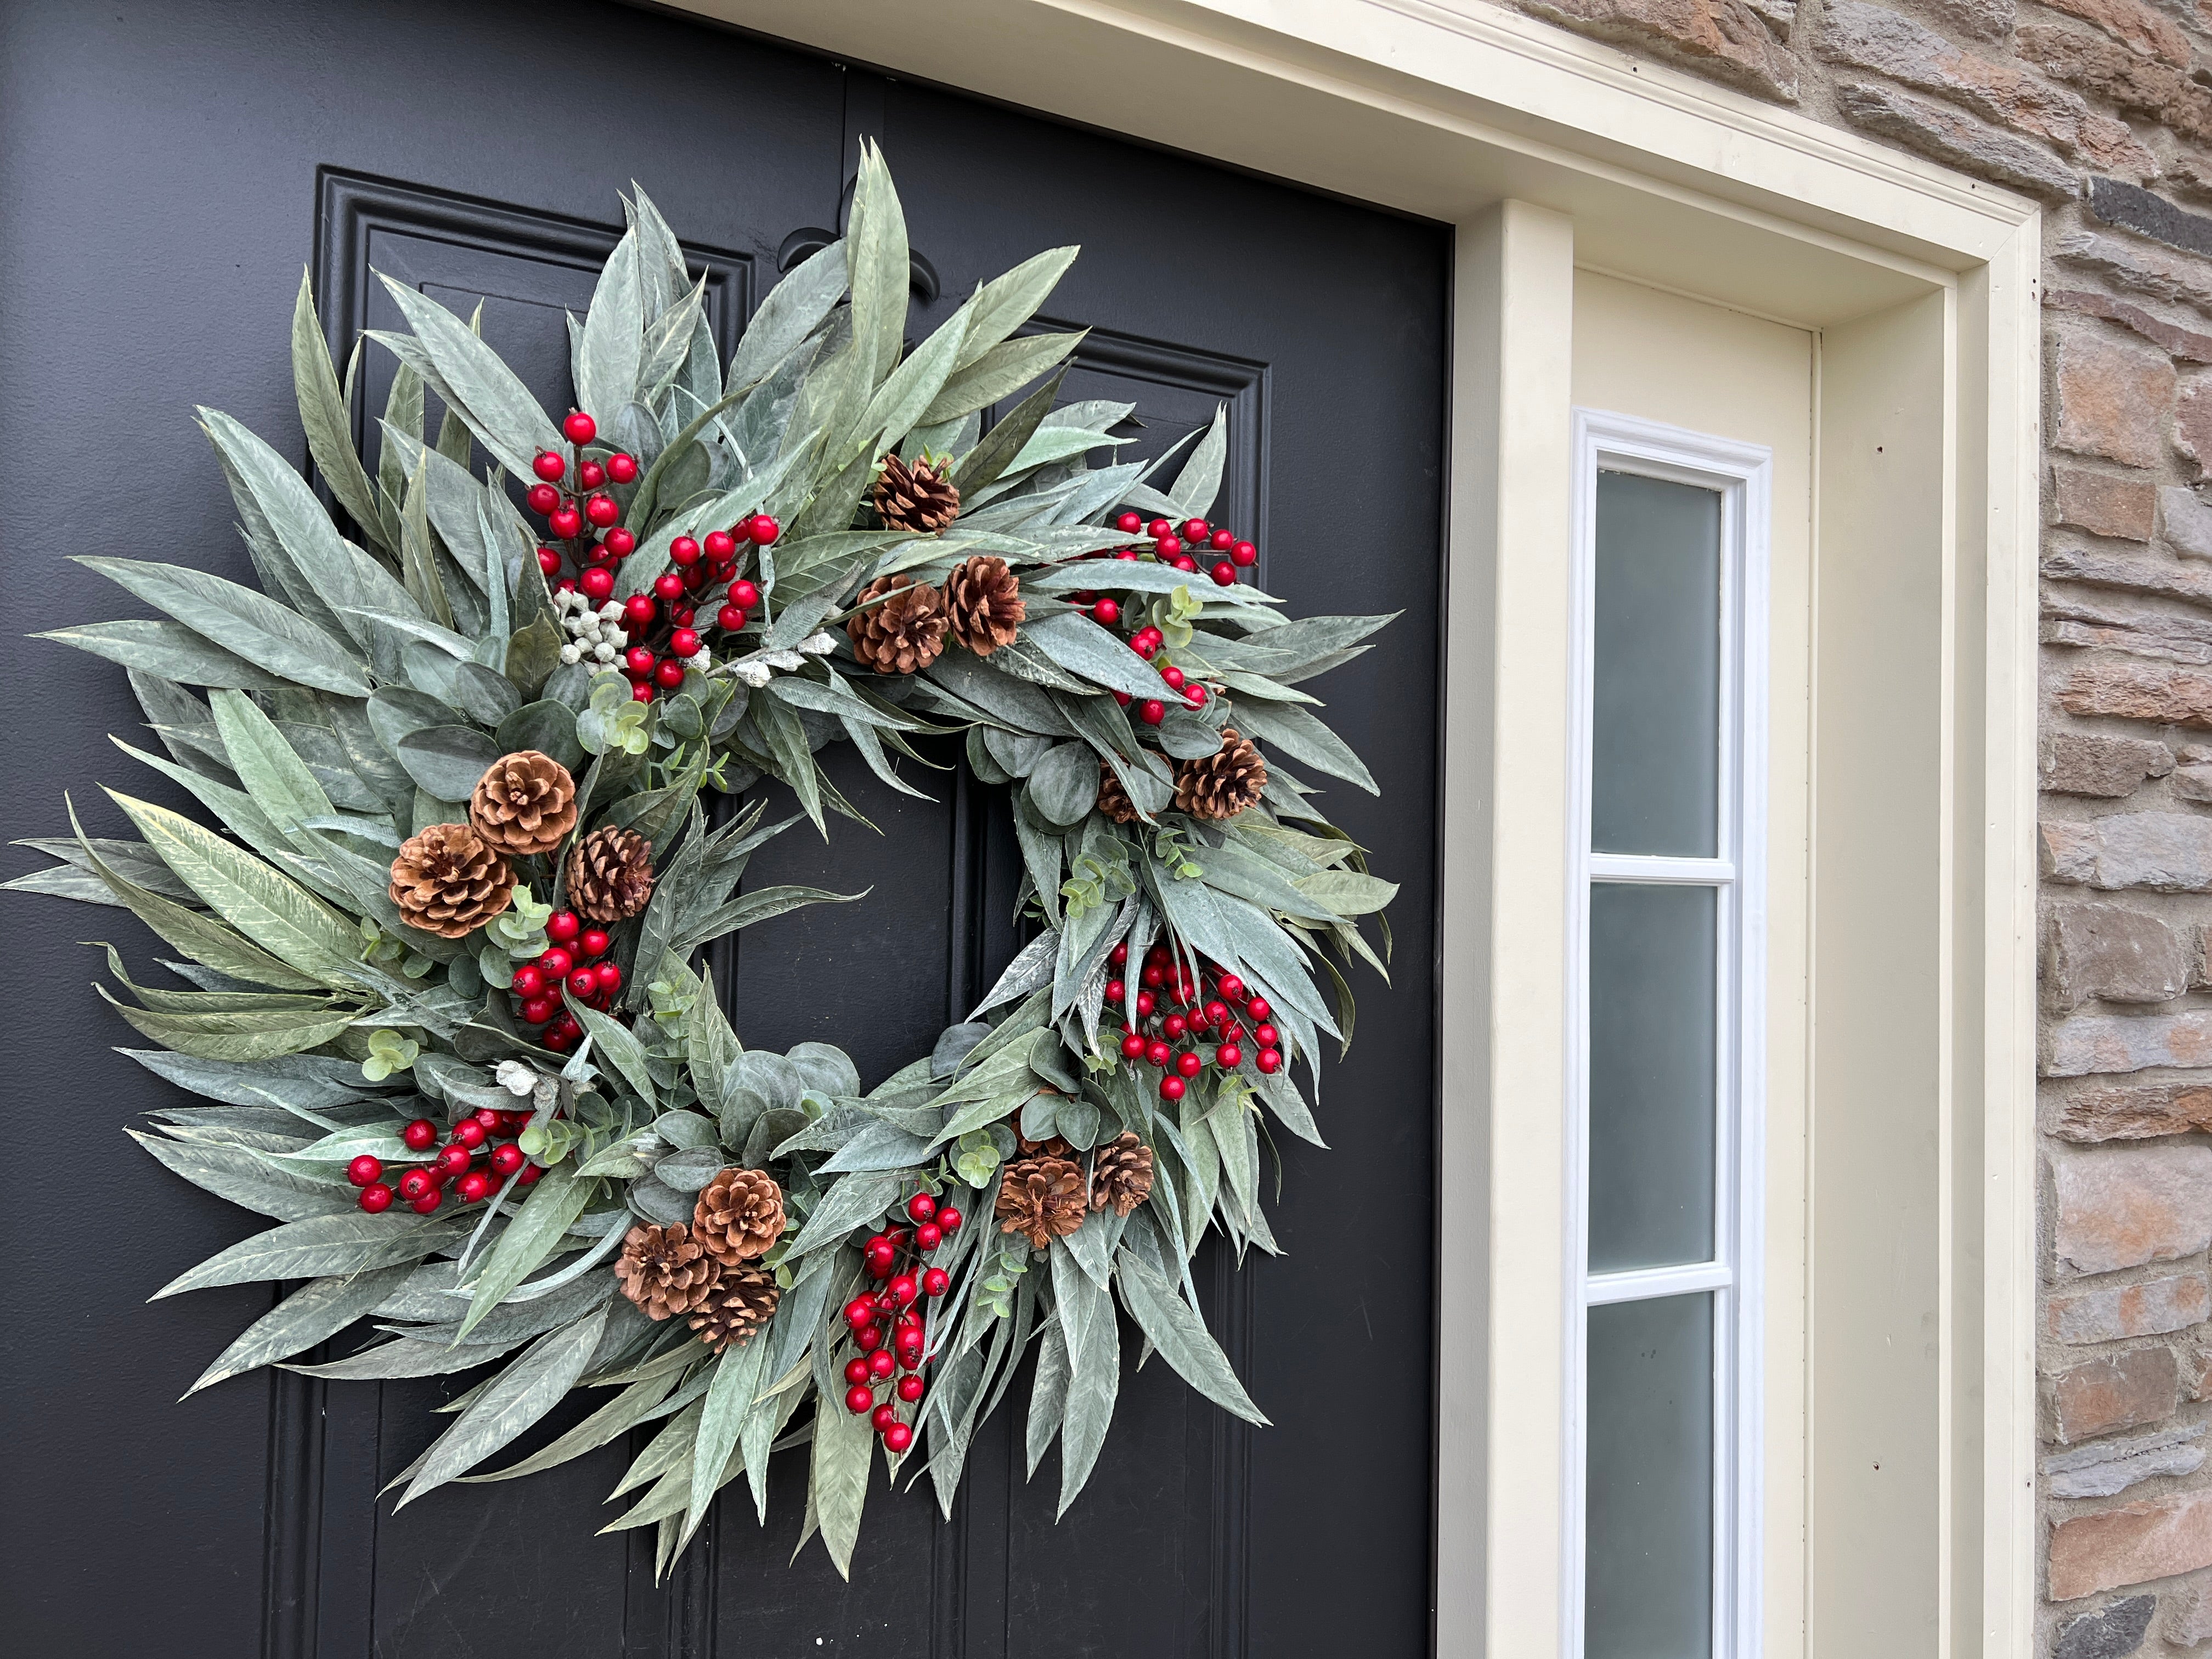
[870,1349,897,1380]
[402,1119,437,1152]
[915,1222,943,1250]
[629,684,653,704]
[1216,974,1244,1001]
[537,947,573,979]
[616,600,653,637]
[653,658,686,690]
[1160,665,1186,690]
[670,627,701,658]
[1155,534,1183,558]
[1254,1023,1279,1047]
[922,1267,950,1297]
[436,1144,472,1176]
[623,646,654,678]
[1212,562,1237,586]
[358,1182,394,1214]
[729,579,760,609]
[1105,979,1127,1005]
[1177,1051,1203,1078]
[669,535,701,567]
[855,1323,883,1352]
[594,962,622,995]
[398,1168,433,1200]
[578,460,607,490]
[347,1154,384,1187]
[563,411,597,444]
[845,1297,878,1329]
[1113,690,1133,707]
[1173,555,1198,573]
[489,1143,525,1177]
[455,1120,489,1152]
[884,1422,915,1454]
[546,910,580,944]
[579,566,614,601]
[1146,1039,1172,1068]
[1217,1043,1243,1069]
[1148,518,1173,539]
[517,1162,545,1186]
[845,1357,872,1385]
[527,483,561,515]
[936,1206,962,1233]
[605,527,637,558]
[703,530,736,560]
[566,967,597,1000]
[1232,540,1257,567]
[580,928,610,958]
[1132,636,1158,659]
[889,1274,919,1307]
[716,605,748,632]
[1184,685,1210,710]
[1110,942,1130,967]
[608,453,639,484]
[906,1193,937,1223]
[1092,597,1121,625]
[654,572,684,601]
[845,1385,876,1416]
[533,451,566,482]
[1256,1048,1282,1074]
[1211,528,1235,551]
[585,493,618,528]
[550,505,583,539]
[510,966,545,998]
[1139,700,1166,725]
[748,515,780,545]
[456,1170,491,1203]
[1120,1032,1148,1060]
[897,1374,925,1403]
[410,1189,443,1215]
[1160,1075,1186,1101]
[536,547,562,577]
[1164,1013,1188,1039]
[515,993,552,1024]
[1136,992,1156,1017]
[1182,518,1209,542]
[865,1242,896,1278]
[1141,965,1166,989]
[1117,511,1144,533]
[1246,996,1272,1020]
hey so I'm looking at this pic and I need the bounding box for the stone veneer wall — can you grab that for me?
[1479,0,2212,1649]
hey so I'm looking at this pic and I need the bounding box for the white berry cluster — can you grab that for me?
[553,589,628,666]
[729,631,839,688]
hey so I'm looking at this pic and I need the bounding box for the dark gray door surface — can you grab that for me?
[0,3,1448,1654]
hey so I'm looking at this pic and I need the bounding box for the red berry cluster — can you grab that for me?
[351,1107,541,1215]
[838,1192,964,1454]
[507,910,619,1053]
[1110,511,1257,589]
[527,409,778,705]
[1102,941,1282,1101]
[1059,512,1258,727]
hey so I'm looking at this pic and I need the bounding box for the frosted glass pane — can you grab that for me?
[1588,883,1717,1272]
[1592,470,1722,857]
[1587,1294,1716,1659]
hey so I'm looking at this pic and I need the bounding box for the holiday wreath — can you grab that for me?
[7,147,1395,1576]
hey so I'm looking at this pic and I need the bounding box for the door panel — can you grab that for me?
[0,4,1446,1655]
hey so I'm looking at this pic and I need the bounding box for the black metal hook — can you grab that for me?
[777,171,939,303]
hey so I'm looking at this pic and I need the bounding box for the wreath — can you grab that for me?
[9,147,1395,1577]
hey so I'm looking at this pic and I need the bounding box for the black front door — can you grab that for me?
[0,3,1448,1654]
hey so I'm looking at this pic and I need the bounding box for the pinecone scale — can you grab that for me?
[1173,726,1268,821]
[1090,1132,1156,1216]
[614,1222,721,1321]
[690,1264,780,1353]
[944,555,1025,656]
[469,749,578,857]
[388,822,515,939]
[565,825,655,922]
[995,1154,1088,1250]
[871,453,961,534]
[693,1167,785,1265]
[847,574,949,674]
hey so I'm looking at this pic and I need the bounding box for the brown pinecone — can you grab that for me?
[689,1264,780,1353]
[871,453,961,534]
[614,1222,722,1322]
[388,822,515,939]
[1173,726,1268,821]
[692,1167,785,1265]
[944,556,1025,656]
[1090,1132,1156,1217]
[1095,760,1139,825]
[1015,1130,1073,1160]
[995,1154,1088,1250]
[564,825,654,922]
[846,574,949,674]
[468,749,578,857]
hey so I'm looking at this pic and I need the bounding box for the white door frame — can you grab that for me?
[668,4,2043,1651]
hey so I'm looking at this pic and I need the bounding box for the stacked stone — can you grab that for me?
[1486,0,2212,1647]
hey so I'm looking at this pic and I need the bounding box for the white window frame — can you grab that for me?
[1562,408,1771,1659]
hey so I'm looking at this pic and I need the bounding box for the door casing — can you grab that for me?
[653,2,2045,1654]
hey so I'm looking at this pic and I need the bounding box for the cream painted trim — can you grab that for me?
[657,3,2042,1651]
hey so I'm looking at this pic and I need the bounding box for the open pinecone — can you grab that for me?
[1015,1128,1074,1160]
[565,825,654,922]
[871,452,961,533]
[690,1264,780,1353]
[1173,726,1268,820]
[995,1154,1088,1250]
[388,822,515,939]
[944,555,1025,656]
[1095,760,1140,825]
[692,1167,785,1265]
[614,1222,721,1322]
[847,574,949,674]
[468,749,577,857]
[1090,1132,1156,1216]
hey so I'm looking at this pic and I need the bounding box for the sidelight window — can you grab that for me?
[1565,411,1770,1659]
